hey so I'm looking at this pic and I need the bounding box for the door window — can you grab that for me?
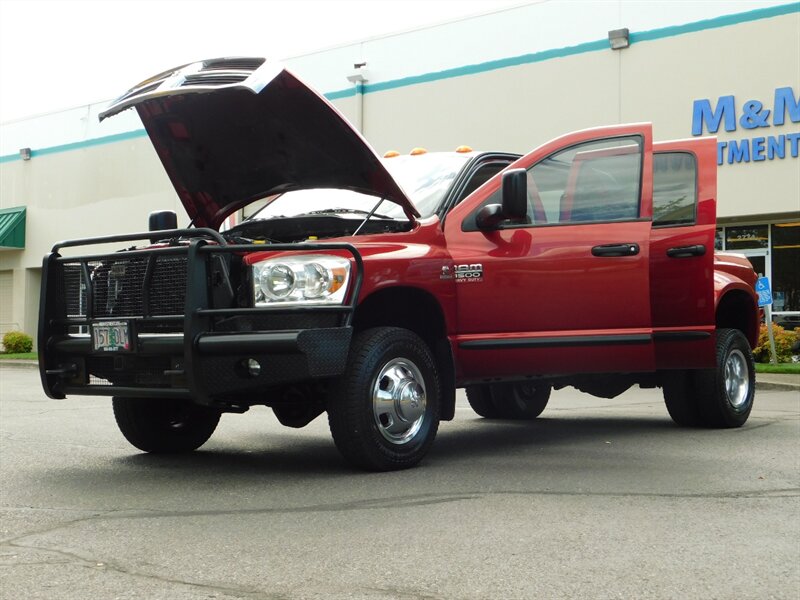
[653,152,697,227]
[527,136,642,225]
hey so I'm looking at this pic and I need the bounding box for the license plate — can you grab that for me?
[92,321,131,352]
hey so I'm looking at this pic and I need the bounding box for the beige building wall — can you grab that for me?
[619,14,800,220]
[0,138,182,344]
[361,51,622,156]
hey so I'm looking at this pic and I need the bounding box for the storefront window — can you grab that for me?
[771,223,800,313]
[725,225,769,250]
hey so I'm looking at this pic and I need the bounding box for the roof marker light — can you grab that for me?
[455,145,473,153]
[383,150,400,158]
[409,147,428,156]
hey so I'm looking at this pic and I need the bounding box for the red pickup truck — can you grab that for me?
[38,58,759,471]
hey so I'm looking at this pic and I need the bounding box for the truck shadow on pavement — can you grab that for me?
[433,414,678,460]
[102,413,684,478]
[28,412,753,513]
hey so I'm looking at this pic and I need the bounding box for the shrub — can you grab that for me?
[753,323,799,363]
[1,331,33,354]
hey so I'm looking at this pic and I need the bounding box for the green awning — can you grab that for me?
[0,206,26,249]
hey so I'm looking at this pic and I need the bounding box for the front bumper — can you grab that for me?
[39,229,361,407]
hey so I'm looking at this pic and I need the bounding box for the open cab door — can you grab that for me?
[445,123,656,380]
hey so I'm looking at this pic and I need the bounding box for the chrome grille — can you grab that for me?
[202,58,265,71]
[131,80,163,96]
[93,257,148,317]
[100,57,269,120]
[63,263,88,318]
[181,73,249,87]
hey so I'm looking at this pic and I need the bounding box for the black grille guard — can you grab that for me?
[38,228,364,405]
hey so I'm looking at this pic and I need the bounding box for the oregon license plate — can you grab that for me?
[91,321,131,352]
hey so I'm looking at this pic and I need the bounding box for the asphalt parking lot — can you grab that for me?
[1,363,798,600]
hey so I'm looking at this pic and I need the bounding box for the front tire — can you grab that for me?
[112,397,220,453]
[327,327,440,471]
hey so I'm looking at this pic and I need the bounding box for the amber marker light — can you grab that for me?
[409,147,428,155]
[383,150,400,158]
[328,266,348,294]
[455,145,473,153]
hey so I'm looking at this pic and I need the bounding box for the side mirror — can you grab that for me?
[475,169,529,230]
[501,168,528,219]
[475,204,505,230]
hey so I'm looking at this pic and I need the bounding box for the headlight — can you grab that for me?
[252,255,350,306]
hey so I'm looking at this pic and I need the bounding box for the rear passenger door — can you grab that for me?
[649,138,717,369]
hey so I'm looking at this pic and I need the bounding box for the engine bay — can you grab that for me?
[223,214,412,244]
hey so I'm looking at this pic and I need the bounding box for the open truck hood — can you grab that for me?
[100,57,418,229]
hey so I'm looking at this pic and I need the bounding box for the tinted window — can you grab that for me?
[454,162,510,205]
[653,152,697,227]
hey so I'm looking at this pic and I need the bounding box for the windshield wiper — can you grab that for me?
[305,207,396,220]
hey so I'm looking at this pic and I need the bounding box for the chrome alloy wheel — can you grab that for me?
[724,348,750,409]
[372,357,427,445]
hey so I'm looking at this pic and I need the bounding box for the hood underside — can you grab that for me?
[100,57,417,229]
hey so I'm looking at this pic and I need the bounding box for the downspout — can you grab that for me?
[346,62,369,134]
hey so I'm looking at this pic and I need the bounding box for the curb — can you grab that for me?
[756,381,800,392]
[0,360,38,369]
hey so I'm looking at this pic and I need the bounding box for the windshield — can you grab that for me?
[244,152,473,221]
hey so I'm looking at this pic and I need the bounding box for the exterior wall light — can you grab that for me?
[346,62,369,84]
[608,28,630,50]
[19,148,31,161]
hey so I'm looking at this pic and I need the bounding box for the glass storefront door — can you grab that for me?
[724,224,771,278]
[741,251,768,279]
